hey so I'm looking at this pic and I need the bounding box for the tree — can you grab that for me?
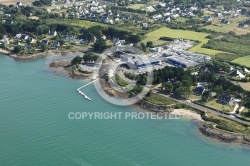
[174,86,191,98]
[93,39,107,52]
[140,42,146,52]
[41,44,47,52]
[163,82,174,93]
[146,41,153,48]
[71,56,82,65]
[36,25,50,35]
[128,35,141,44]
[13,46,22,54]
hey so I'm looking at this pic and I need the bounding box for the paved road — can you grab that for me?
[153,90,250,126]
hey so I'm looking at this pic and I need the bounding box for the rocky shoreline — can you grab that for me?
[9,52,48,61]
[199,124,250,145]
[101,78,250,145]
[50,60,93,79]
[3,46,85,62]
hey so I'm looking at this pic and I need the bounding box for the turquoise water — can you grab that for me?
[0,55,250,166]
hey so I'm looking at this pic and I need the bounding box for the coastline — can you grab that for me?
[5,49,250,145]
[2,46,86,61]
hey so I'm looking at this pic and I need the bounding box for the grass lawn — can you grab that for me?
[46,19,107,28]
[128,4,147,9]
[189,94,202,100]
[232,81,250,91]
[143,93,177,106]
[206,112,250,134]
[232,56,250,68]
[204,16,250,35]
[115,74,128,87]
[205,99,233,113]
[142,27,225,56]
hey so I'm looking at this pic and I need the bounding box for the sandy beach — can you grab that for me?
[171,109,203,121]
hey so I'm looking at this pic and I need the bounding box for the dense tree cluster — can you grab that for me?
[33,0,52,6]
[136,66,196,98]
[203,32,250,57]
[71,53,99,65]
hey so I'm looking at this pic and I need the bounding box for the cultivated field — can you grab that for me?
[0,0,35,5]
[128,4,147,10]
[232,56,250,68]
[232,81,250,91]
[142,27,225,56]
[46,19,107,28]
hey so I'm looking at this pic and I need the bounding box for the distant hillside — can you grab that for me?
[0,0,35,5]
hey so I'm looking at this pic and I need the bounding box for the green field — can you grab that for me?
[205,99,233,113]
[142,27,225,56]
[128,4,147,9]
[46,19,107,28]
[232,56,250,67]
[143,93,177,106]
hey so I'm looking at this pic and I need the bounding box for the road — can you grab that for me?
[153,90,250,126]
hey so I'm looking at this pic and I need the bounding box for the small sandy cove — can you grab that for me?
[171,109,203,121]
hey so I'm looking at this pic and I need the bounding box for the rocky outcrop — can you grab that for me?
[199,124,250,145]
[10,53,48,61]
[50,61,92,79]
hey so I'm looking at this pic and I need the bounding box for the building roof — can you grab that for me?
[229,70,245,78]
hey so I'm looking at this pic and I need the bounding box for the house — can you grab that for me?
[16,2,23,7]
[41,40,49,45]
[150,47,162,53]
[229,70,245,79]
[13,41,20,46]
[165,17,171,22]
[20,34,29,40]
[239,22,249,28]
[216,13,223,18]
[28,37,34,43]
[16,34,22,39]
[113,38,126,46]
[101,35,106,40]
[193,87,206,96]
[243,67,250,73]
[51,41,60,49]
[48,30,57,36]
[80,39,89,44]
[62,34,74,41]
[204,16,213,22]
[221,19,230,24]
[4,14,11,18]
[153,14,163,20]
[218,93,236,106]
[191,72,198,76]
[141,23,149,28]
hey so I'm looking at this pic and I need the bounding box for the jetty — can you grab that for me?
[77,78,99,101]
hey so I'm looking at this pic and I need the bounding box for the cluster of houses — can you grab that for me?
[204,8,246,25]
[151,3,200,22]
[50,0,144,25]
[192,65,250,113]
